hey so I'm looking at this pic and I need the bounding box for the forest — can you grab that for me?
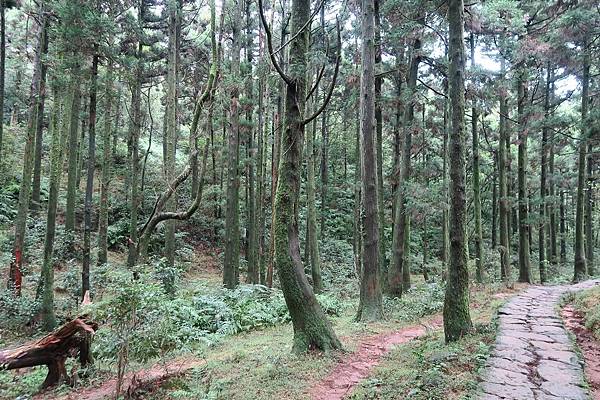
[0,0,598,398]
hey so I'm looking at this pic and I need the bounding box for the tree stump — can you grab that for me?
[0,316,98,388]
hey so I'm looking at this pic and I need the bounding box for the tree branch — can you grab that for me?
[258,0,293,86]
[301,19,341,126]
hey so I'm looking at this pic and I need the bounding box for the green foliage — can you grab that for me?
[349,324,495,399]
[0,290,40,331]
[0,177,19,223]
[384,282,445,322]
[574,287,600,340]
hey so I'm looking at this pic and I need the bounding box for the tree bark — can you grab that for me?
[356,0,383,321]
[516,70,531,283]
[224,0,243,289]
[539,66,551,283]
[470,33,483,283]
[389,32,421,296]
[82,48,98,300]
[97,62,114,266]
[9,6,47,295]
[574,38,589,282]
[65,70,82,232]
[443,0,472,343]
[259,0,342,352]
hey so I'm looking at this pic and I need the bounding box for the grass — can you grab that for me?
[138,283,517,400]
[573,286,600,339]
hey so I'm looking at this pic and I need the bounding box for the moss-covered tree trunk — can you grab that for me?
[539,66,551,283]
[245,0,258,284]
[65,71,82,232]
[82,49,98,300]
[356,0,383,321]
[374,0,386,285]
[0,0,5,164]
[97,63,113,267]
[306,79,322,293]
[223,0,242,289]
[389,34,421,296]
[39,82,65,331]
[498,58,510,281]
[259,0,342,352]
[574,38,589,282]
[470,33,483,283]
[443,0,472,343]
[516,71,532,283]
[163,0,180,276]
[31,24,48,213]
[585,141,594,275]
[9,8,47,295]
[126,4,143,270]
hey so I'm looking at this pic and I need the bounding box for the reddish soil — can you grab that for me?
[562,304,600,399]
[39,356,206,400]
[309,316,443,400]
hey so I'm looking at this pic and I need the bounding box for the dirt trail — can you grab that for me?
[309,316,443,400]
[39,356,205,400]
[562,304,600,400]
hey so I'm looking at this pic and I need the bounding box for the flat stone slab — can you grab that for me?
[477,280,600,399]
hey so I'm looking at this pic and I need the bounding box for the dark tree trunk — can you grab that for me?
[516,72,531,283]
[470,33,483,283]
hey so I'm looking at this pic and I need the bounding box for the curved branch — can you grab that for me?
[258,0,293,86]
[302,20,341,126]
[306,62,326,101]
[272,0,326,57]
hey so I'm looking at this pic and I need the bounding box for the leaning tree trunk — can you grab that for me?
[9,8,47,295]
[356,0,383,321]
[259,0,342,352]
[574,38,589,282]
[443,0,472,343]
[82,49,98,300]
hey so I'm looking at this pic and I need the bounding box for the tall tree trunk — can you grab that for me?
[126,2,143,269]
[65,71,82,232]
[560,189,566,264]
[31,24,49,213]
[306,75,322,293]
[245,0,258,284]
[574,38,589,282]
[470,33,483,283]
[353,109,362,277]
[9,7,47,295]
[97,63,113,266]
[548,122,558,266]
[443,0,472,342]
[442,80,450,271]
[164,0,180,278]
[0,0,5,163]
[258,0,342,352]
[539,66,551,283]
[389,33,421,296]
[224,0,242,289]
[356,0,383,321]
[39,82,65,331]
[374,0,386,284]
[516,71,531,283]
[82,49,99,300]
[491,150,498,249]
[585,141,594,275]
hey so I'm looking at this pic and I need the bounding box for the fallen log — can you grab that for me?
[0,316,98,388]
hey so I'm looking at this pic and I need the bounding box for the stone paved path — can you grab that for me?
[479,280,600,400]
